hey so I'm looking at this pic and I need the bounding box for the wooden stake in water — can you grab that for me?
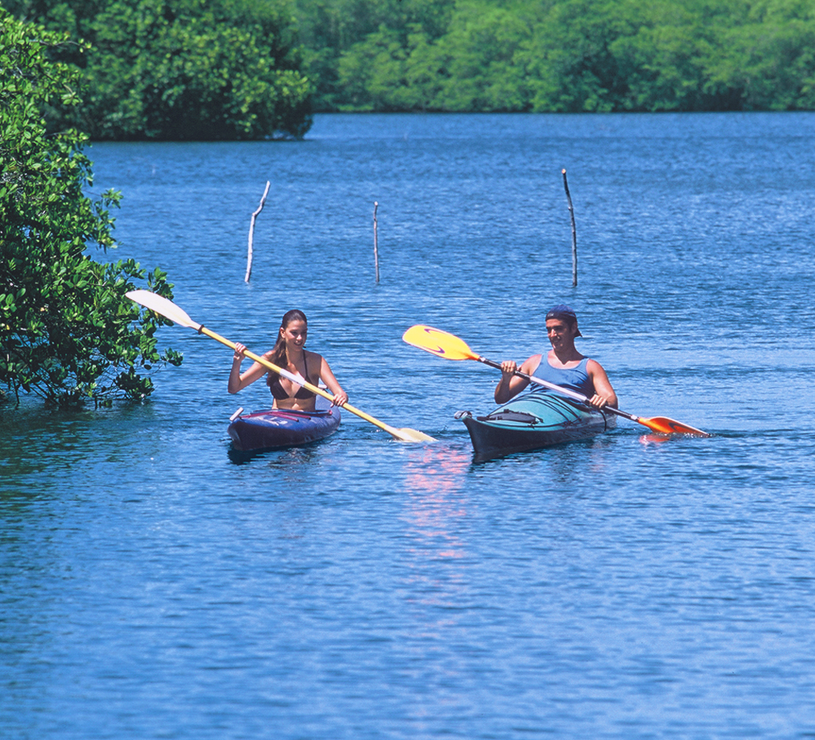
[373,201,380,283]
[245,180,271,283]
[562,168,577,287]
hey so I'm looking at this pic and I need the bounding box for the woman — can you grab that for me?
[228,309,348,410]
[495,305,617,410]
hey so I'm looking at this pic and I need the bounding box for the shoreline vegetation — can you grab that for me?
[297,0,815,117]
[1,9,182,406]
[5,0,815,142]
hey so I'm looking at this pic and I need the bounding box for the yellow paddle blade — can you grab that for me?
[640,416,710,437]
[402,325,479,361]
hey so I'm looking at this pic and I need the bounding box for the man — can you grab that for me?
[495,305,617,409]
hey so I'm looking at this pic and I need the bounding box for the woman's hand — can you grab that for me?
[500,360,518,375]
[331,390,348,407]
[228,343,249,394]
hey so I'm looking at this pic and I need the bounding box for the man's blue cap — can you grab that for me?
[545,305,582,336]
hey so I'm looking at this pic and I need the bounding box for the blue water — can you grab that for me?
[3,112,815,738]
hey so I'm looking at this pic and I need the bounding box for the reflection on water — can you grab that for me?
[398,443,473,660]
[401,441,471,561]
[403,441,472,495]
[227,440,326,466]
[638,432,677,447]
[467,431,619,482]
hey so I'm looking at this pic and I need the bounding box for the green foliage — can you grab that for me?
[8,0,815,121]
[5,0,313,140]
[704,0,815,109]
[295,0,815,113]
[14,0,815,120]
[293,0,456,109]
[0,9,182,406]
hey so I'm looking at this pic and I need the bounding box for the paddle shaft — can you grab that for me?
[477,355,644,425]
[202,326,414,439]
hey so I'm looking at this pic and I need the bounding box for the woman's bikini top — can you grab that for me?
[268,356,316,401]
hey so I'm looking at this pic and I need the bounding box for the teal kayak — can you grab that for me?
[459,392,612,460]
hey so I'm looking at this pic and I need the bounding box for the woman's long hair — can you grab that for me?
[267,309,308,384]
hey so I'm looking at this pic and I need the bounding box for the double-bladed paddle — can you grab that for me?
[127,290,435,443]
[402,324,710,437]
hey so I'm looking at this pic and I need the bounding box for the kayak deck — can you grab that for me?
[227,396,341,453]
[460,392,612,460]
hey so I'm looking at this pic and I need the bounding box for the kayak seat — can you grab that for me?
[479,410,540,424]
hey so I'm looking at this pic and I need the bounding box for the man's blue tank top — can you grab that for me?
[529,355,594,397]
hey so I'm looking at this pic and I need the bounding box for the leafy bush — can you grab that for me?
[0,9,182,406]
[5,0,313,140]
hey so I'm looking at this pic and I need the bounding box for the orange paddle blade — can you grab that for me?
[638,416,710,437]
[402,325,479,361]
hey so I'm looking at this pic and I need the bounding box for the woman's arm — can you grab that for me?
[317,355,348,407]
[227,342,269,394]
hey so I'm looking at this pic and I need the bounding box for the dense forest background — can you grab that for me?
[295,0,815,113]
[4,0,815,139]
[2,0,312,139]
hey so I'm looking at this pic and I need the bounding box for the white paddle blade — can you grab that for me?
[396,428,436,442]
[126,290,200,330]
